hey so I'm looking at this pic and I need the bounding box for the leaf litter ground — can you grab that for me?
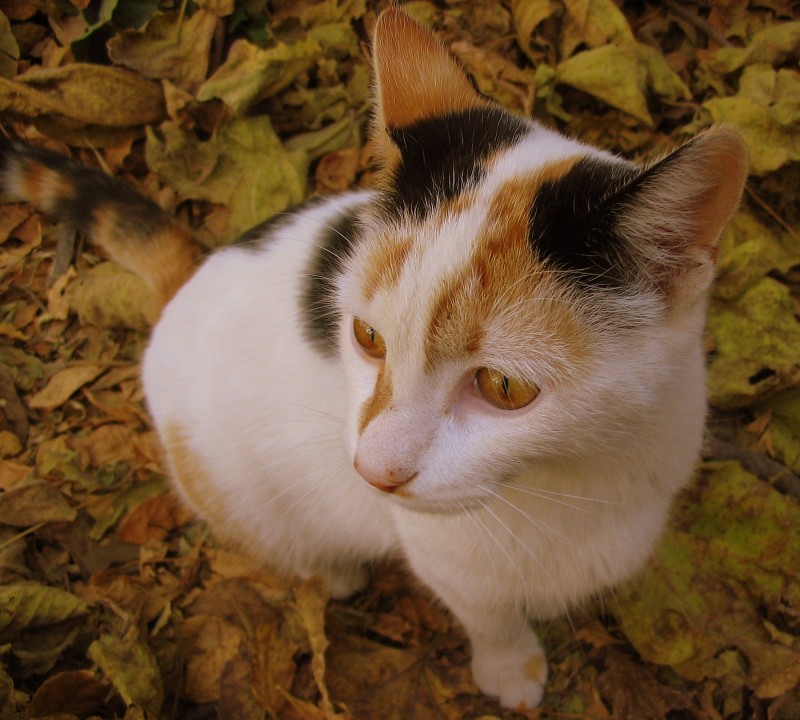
[1,1,799,718]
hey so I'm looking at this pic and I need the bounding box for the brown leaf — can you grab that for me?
[597,648,694,719]
[179,614,245,703]
[0,64,165,127]
[115,492,193,544]
[0,482,76,526]
[28,670,110,717]
[107,10,219,93]
[28,364,105,411]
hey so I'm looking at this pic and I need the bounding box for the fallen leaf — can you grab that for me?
[146,117,307,239]
[27,363,106,411]
[0,481,76,526]
[27,670,110,718]
[115,492,193,544]
[711,20,800,72]
[708,278,800,407]
[107,10,219,93]
[0,64,165,127]
[557,43,652,125]
[179,614,245,703]
[197,35,321,115]
[0,582,88,639]
[66,261,152,330]
[88,627,164,719]
[614,462,800,697]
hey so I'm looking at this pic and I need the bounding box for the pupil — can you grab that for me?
[367,326,375,343]
[501,375,510,395]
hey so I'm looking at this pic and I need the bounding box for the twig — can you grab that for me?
[745,185,800,243]
[663,0,732,47]
[702,435,800,502]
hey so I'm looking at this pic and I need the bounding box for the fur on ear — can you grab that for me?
[615,127,748,299]
[370,8,488,167]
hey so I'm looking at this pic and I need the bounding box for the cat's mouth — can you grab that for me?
[378,484,491,515]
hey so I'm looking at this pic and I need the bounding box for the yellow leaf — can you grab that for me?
[0,64,164,127]
[107,10,219,93]
[711,21,800,73]
[557,43,652,125]
[561,0,633,56]
[66,262,152,330]
[197,36,320,115]
[513,0,559,61]
[146,117,306,239]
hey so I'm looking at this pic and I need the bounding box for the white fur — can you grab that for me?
[142,127,719,709]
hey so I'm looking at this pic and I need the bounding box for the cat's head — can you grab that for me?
[335,9,747,513]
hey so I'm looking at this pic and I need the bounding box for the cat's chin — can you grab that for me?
[388,491,489,515]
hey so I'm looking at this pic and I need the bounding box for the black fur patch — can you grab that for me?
[529,157,642,289]
[382,107,529,218]
[302,202,366,354]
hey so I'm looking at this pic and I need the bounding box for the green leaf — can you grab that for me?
[707,277,800,408]
[714,210,800,301]
[614,462,800,697]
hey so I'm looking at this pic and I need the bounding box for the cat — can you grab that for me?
[1,8,747,709]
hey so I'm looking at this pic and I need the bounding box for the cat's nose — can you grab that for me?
[353,458,417,494]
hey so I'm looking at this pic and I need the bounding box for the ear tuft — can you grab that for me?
[615,126,748,296]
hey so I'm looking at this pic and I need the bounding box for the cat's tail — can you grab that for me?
[0,138,201,313]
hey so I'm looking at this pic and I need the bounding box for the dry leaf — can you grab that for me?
[27,364,105,411]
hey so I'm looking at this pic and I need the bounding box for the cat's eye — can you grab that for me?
[353,317,386,359]
[475,368,540,410]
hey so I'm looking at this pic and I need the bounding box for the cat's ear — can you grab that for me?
[617,127,748,300]
[370,9,488,162]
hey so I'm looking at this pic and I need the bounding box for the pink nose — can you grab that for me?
[354,458,417,494]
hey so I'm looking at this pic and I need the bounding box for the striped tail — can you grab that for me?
[0,138,201,314]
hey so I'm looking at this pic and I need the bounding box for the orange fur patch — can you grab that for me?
[162,422,231,536]
[21,163,74,212]
[91,205,200,318]
[358,366,393,433]
[362,235,413,301]
[524,653,547,684]
[424,159,585,373]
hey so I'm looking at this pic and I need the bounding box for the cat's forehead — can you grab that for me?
[352,151,595,379]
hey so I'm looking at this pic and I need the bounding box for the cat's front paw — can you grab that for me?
[316,564,369,600]
[471,634,548,709]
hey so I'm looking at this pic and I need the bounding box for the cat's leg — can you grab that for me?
[439,590,547,709]
[397,516,547,708]
[297,560,370,600]
[468,614,547,709]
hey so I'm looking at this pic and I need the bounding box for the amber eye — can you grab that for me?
[353,317,386,359]
[475,368,540,410]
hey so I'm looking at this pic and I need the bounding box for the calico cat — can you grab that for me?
[1,8,747,709]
